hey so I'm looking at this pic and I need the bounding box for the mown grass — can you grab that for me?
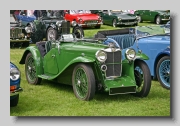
[10,23,170,116]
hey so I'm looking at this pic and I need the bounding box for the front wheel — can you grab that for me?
[72,64,95,101]
[156,56,170,90]
[156,16,161,24]
[47,27,58,41]
[95,25,101,29]
[137,16,143,23]
[25,53,42,85]
[72,26,84,38]
[112,19,117,27]
[133,60,151,97]
[10,95,19,107]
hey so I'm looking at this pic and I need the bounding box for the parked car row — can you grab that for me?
[10,10,170,105]
[134,10,170,24]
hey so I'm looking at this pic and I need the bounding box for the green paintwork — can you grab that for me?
[134,10,170,23]
[19,38,149,93]
[136,51,149,60]
[98,10,138,26]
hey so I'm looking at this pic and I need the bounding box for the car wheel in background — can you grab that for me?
[112,19,117,27]
[156,56,170,90]
[137,16,143,23]
[156,16,162,24]
[47,27,58,41]
[73,26,84,38]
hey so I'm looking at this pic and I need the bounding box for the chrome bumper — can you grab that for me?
[10,87,23,96]
[80,22,102,26]
[161,18,170,21]
[117,21,137,25]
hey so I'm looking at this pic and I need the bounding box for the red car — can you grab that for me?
[64,10,102,28]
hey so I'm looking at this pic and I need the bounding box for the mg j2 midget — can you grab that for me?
[19,34,151,101]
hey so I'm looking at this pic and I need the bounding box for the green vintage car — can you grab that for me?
[134,10,170,24]
[24,11,84,43]
[19,33,151,101]
[98,10,138,27]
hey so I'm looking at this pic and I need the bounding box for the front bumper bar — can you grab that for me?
[10,87,23,96]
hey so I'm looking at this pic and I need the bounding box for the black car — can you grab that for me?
[10,13,30,48]
[24,10,84,43]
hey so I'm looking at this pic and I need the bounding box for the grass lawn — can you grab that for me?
[10,23,170,116]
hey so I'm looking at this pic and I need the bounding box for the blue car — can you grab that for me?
[10,62,23,107]
[94,25,170,89]
[16,10,36,27]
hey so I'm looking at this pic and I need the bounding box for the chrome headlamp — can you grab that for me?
[10,68,20,81]
[118,17,121,21]
[72,21,77,26]
[125,48,136,61]
[25,26,33,33]
[56,21,62,27]
[95,50,107,63]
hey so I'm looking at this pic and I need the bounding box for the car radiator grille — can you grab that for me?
[10,28,22,39]
[84,20,97,24]
[61,21,70,34]
[105,51,122,77]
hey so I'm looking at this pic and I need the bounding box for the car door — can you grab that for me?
[149,10,158,22]
[43,45,59,75]
[142,10,151,21]
[101,10,110,24]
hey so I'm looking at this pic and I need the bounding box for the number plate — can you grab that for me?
[124,22,134,25]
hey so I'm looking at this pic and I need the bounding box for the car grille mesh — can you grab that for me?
[105,51,121,77]
[85,20,97,24]
[10,28,22,39]
[61,21,70,34]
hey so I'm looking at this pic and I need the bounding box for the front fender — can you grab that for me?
[135,51,149,60]
[68,56,95,66]
[19,46,44,75]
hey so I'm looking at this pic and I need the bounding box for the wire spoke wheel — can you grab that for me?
[133,61,151,97]
[74,68,88,98]
[25,53,42,85]
[157,56,170,89]
[72,64,95,101]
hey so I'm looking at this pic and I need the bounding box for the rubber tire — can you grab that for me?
[133,60,151,97]
[101,17,104,25]
[72,64,95,101]
[156,56,170,90]
[138,16,143,23]
[10,95,19,107]
[112,19,117,27]
[72,26,84,38]
[25,53,42,85]
[156,16,162,25]
[95,25,101,29]
[47,27,58,41]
